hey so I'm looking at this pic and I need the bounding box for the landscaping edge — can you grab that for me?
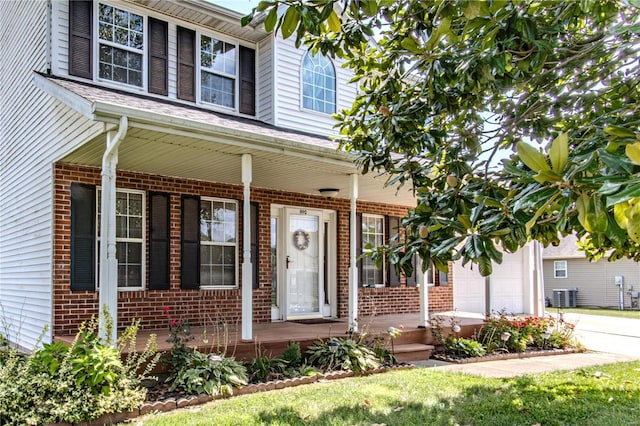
[47,364,416,426]
[431,347,578,364]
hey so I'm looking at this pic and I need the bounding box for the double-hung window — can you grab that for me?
[199,198,238,287]
[361,214,384,286]
[97,3,145,87]
[554,260,568,278]
[97,189,145,290]
[200,35,237,109]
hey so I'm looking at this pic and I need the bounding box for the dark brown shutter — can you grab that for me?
[239,46,256,115]
[181,195,200,289]
[148,18,168,96]
[250,202,259,289]
[406,254,419,287]
[177,27,196,102]
[386,216,401,287]
[70,183,96,290]
[356,213,363,287]
[149,192,170,290]
[69,0,93,79]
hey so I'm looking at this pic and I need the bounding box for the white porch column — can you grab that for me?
[484,275,492,316]
[348,173,359,331]
[241,154,253,341]
[417,259,429,328]
[99,116,128,343]
[532,241,545,316]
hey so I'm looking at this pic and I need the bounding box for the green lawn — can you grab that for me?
[132,361,640,426]
[558,307,640,319]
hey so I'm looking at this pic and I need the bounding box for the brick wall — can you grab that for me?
[53,163,453,336]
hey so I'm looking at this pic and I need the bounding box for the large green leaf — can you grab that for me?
[548,132,569,173]
[516,142,550,173]
[281,7,300,39]
[625,141,640,166]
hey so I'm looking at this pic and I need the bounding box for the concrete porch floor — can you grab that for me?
[58,311,486,362]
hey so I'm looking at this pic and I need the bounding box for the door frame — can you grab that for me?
[270,205,337,321]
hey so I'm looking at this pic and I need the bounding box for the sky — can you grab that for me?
[208,0,257,15]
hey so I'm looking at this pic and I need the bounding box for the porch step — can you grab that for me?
[393,343,435,362]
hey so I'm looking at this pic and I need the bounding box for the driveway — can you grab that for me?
[559,311,640,357]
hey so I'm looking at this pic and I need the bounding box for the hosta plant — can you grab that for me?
[168,351,248,396]
[306,337,380,372]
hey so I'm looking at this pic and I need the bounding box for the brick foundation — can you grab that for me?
[53,163,453,336]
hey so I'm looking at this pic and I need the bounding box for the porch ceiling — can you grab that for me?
[35,74,416,206]
[61,127,417,206]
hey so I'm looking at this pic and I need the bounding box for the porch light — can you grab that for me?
[319,188,339,198]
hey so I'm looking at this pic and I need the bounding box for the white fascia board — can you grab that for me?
[32,73,96,119]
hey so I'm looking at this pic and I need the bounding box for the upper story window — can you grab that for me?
[554,260,568,278]
[199,198,238,287]
[200,35,237,109]
[302,52,336,114]
[97,4,145,87]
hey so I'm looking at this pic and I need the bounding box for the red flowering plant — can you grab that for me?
[162,307,194,372]
[479,310,575,353]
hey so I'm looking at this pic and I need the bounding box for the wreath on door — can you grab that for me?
[293,229,310,250]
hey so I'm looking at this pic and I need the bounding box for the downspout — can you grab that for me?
[348,173,359,332]
[98,116,128,343]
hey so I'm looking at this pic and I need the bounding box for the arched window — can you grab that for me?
[301,52,336,114]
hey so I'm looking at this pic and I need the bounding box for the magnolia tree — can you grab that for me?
[244,0,640,276]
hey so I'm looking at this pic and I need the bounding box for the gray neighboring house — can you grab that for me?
[543,235,640,309]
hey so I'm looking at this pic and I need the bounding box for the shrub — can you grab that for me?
[306,337,380,372]
[245,343,317,383]
[0,314,158,425]
[246,353,288,383]
[443,337,487,358]
[168,351,247,396]
[280,341,302,368]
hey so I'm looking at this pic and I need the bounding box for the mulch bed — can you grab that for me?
[431,347,578,364]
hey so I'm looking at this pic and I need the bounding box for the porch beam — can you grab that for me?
[98,115,128,343]
[241,154,253,341]
[348,173,358,332]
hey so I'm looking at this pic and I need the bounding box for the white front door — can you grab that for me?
[285,207,324,319]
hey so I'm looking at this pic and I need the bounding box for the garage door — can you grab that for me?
[454,250,525,314]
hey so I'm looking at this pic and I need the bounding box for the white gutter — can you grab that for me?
[98,115,128,343]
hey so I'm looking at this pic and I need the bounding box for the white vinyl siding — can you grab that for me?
[257,35,274,123]
[0,1,105,349]
[272,36,356,137]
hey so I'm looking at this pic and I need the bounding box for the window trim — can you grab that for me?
[197,31,240,112]
[199,196,239,289]
[96,187,146,291]
[361,213,385,286]
[300,50,337,115]
[554,260,568,279]
[94,1,148,91]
